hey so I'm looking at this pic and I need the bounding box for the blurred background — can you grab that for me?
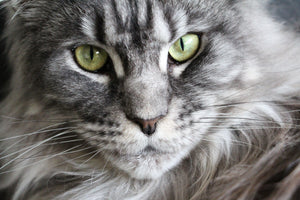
[269,0,300,32]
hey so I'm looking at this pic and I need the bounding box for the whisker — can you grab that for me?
[205,101,300,109]
[78,150,101,168]
[0,139,85,154]
[0,115,81,123]
[46,138,85,145]
[58,148,101,169]
[204,126,290,130]
[0,145,93,175]
[189,114,298,127]
[0,130,73,170]
[0,127,76,156]
[0,133,79,153]
[0,124,75,142]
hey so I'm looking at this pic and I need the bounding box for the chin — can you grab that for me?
[105,149,189,180]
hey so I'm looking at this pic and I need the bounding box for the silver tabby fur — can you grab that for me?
[0,0,300,199]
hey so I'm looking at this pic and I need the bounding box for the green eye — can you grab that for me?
[168,34,200,63]
[75,45,108,72]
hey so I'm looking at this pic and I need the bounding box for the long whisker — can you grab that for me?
[205,101,300,109]
[0,127,77,157]
[0,124,75,142]
[78,150,101,168]
[0,145,94,175]
[0,130,74,170]
[0,136,85,160]
[0,115,81,123]
[58,148,101,169]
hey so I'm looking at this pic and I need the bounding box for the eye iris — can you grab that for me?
[169,34,200,63]
[75,45,108,72]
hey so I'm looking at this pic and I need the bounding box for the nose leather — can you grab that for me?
[134,117,162,136]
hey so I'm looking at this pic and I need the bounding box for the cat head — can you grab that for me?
[3,0,298,179]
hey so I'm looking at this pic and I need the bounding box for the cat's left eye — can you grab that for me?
[169,34,201,63]
[75,45,108,72]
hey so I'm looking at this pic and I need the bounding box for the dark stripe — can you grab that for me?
[95,7,107,44]
[146,0,154,30]
[111,0,125,33]
[129,0,142,46]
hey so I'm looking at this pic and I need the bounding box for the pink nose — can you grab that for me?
[134,117,162,136]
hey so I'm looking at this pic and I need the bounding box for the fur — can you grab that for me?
[0,0,299,199]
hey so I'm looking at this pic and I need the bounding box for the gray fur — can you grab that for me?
[0,0,300,199]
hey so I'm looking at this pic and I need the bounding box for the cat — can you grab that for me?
[0,0,299,199]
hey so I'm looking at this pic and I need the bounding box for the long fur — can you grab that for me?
[0,0,300,200]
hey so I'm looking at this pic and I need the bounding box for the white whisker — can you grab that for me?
[0,130,73,170]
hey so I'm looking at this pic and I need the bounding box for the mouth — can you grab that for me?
[102,144,188,180]
[142,145,162,154]
[115,145,173,158]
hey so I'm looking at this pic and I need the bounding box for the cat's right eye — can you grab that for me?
[75,45,108,72]
[168,33,201,63]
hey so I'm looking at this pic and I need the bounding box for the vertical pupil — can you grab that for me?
[90,46,94,60]
[180,38,184,51]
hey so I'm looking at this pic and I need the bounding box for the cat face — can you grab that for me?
[10,0,255,179]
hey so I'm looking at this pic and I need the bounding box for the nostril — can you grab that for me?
[141,123,157,136]
[133,117,162,136]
